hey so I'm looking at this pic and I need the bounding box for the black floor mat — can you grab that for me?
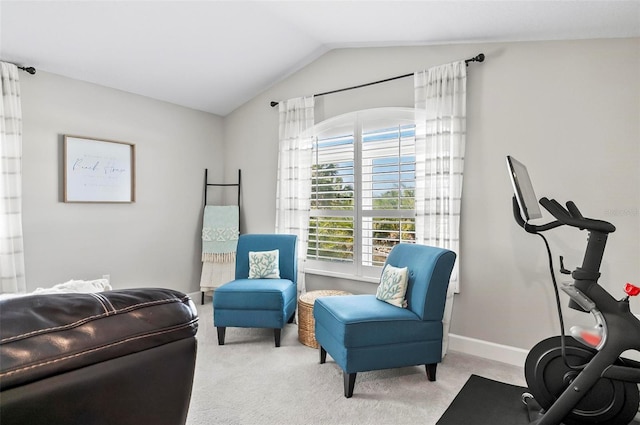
[436,375,533,425]
[437,374,640,425]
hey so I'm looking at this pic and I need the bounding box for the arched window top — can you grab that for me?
[303,107,416,139]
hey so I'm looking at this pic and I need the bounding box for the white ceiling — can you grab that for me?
[1,1,639,116]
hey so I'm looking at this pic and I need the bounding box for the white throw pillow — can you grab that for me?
[248,249,280,279]
[375,264,409,308]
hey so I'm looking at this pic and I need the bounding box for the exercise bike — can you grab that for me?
[506,156,640,425]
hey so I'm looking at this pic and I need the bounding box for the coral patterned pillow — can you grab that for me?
[375,264,409,308]
[248,250,280,279]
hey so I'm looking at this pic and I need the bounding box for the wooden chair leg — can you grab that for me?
[426,363,437,381]
[343,372,356,398]
[216,327,226,345]
[274,329,281,347]
[319,346,327,364]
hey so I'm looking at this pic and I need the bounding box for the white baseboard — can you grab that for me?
[449,333,528,367]
[449,315,640,366]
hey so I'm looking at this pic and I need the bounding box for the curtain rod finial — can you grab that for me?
[465,53,485,66]
[18,66,36,75]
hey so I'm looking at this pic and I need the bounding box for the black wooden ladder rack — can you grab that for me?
[204,169,241,208]
[202,168,241,304]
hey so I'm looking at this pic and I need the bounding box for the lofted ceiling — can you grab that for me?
[1,1,639,116]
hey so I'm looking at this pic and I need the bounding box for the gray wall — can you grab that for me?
[223,38,640,351]
[21,72,225,294]
[18,37,639,352]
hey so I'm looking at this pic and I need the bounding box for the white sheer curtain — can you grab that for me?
[0,62,26,294]
[414,60,467,355]
[275,96,314,295]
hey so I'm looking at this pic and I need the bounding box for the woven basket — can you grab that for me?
[298,290,351,348]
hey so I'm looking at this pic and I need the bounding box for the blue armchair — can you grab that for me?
[313,243,456,397]
[213,234,297,347]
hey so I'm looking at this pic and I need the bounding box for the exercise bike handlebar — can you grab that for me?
[538,197,616,234]
[512,196,616,234]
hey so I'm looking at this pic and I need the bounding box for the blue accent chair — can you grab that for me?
[313,243,456,397]
[213,234,297,347]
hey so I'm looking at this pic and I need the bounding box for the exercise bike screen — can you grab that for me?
[506,156,543,221]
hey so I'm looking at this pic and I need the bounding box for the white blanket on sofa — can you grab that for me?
[31,278,112,294]
[0,278,112,300]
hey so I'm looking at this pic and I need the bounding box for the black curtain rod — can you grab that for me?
[270,53,484,108]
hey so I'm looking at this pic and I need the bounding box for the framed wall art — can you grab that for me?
[63,135,136,203]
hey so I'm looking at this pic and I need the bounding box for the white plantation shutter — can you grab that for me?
[308,128,355,264]
[306,108,416,278]
[360,122,416,267]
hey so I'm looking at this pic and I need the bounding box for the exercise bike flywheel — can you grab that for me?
[525,336,639,425]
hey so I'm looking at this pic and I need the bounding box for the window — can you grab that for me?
[306,108,416,280]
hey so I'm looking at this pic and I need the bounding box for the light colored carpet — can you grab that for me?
[186,302,526,425]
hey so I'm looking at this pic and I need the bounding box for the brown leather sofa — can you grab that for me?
[0,288,198,425]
